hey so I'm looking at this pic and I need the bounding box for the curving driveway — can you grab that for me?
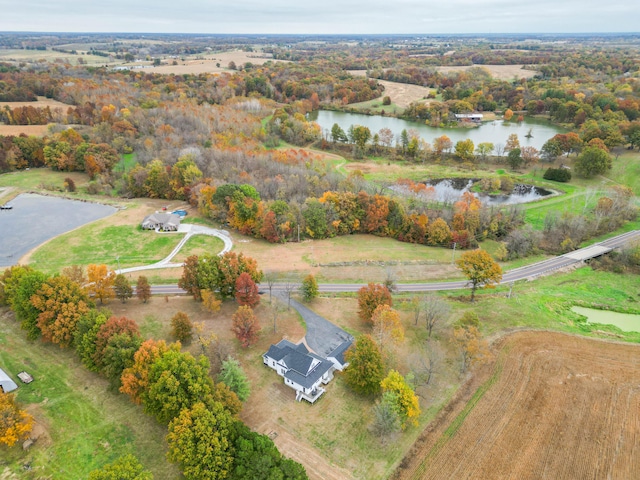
[116,223,232,275]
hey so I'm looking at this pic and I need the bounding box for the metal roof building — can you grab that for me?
[0,368,18,393]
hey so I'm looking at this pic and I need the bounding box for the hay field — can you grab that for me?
[396,331,640,480]
[435,64,539,80]
[134,50,289,75]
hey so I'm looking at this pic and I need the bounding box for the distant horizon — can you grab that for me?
[1,0,638,36]
[1,31,639,37]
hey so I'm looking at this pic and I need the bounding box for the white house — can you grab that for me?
[141,213,181,231]
[263,339,350,403]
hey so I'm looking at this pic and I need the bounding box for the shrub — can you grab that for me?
[64,177,76,192]
[543,167,572,182]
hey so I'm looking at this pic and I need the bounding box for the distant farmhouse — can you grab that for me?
[263,339,351,403]
[141,213,181,231]
[454,113,483,122]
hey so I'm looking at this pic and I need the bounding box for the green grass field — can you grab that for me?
[30,224,182,273]
[0,313,178,478]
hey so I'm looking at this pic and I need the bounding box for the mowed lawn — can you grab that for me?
[0,310,179,479]
[30,223,181,273]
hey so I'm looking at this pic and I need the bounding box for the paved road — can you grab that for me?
[149,230,640,296]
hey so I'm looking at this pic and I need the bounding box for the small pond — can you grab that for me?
[572,306,640,333]
[0,193,116,267]
[417,178,553,205]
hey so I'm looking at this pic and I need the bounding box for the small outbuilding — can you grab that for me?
[141,212,181,231]
[0,368,18,393]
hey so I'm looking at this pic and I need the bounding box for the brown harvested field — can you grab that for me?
[435,64,539,80]
[0,124,50,136]
[348,71,434,109]
[395,331,640,480]
[0,96,72,109]
[135,50,289,75]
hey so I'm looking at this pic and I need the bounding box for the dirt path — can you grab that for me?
[394,330,640,480]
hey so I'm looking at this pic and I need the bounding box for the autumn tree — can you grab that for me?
[135,275,151,303]
[453,313,491,372]
[86,264,116,304]
[171,311,193,343]
[504,133,520,153]
[166,401,235,480]
[61,265,86,286]
[503,108,514,121]
[93,316,141,372]
[218,357,251,402]
[455,139,475,162]
[371,305,405,355]
[88,454,153,480]
[179,255,201,300]
[114,274,133,303]
[0,392,34,447]
[120,339,176,404]
[456,249,503,301]
[234,272,260,308]
[197,252,262,300]
[201,289,222,314]
[343,335,385,396]
[142,349,214,424]
[427,217,452,246]
[30,274,91,347]
[357,283,392,324]
[231,306,260,347]
[380,370,421,428]
[300,274,319,302]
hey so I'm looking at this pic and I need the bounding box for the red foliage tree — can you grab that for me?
[234,272,260,308]
[231,306,260,347]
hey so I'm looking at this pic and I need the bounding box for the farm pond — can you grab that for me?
[572,306,640,333]
[0,193,116,267]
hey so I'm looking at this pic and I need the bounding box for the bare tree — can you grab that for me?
[262,270,279,303]
[422,294,451,337]
[409,344,440,391]
[269,300,285,333]
[282,277,297,310]
[383,268,398,294]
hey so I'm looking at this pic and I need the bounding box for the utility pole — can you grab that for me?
[451,242,457,264]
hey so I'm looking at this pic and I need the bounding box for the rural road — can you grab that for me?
[149,230,640,295]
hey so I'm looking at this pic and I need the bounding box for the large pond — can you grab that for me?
[424,178,554,205]
[308,110,565,151]
[572,306,640,333]
[0,193,116,267]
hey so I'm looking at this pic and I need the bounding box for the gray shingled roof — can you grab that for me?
[327,339,352,366]
[264,340,333,389]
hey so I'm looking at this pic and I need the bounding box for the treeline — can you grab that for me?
[0,264,307,479]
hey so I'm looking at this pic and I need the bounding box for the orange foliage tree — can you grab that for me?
[231,306,260,347]
[120,339,177,404]
[30,275,91,347]
[86,264,116,304]
[357,283,393,324]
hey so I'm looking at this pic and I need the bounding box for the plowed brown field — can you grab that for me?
[395,331,640,480]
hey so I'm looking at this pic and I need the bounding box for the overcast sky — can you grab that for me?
[0,0,638,34]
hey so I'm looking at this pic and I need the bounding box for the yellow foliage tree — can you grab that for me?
[380,370,420,428]
[0,392,34,447]
[371,305,405,355]
[201,289,222,314]
[86,264,116,304]
[456,249,503,302]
